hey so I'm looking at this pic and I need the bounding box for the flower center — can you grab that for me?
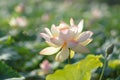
[62,42,67,48]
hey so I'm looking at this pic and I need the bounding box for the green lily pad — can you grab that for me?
[46,55,103,80]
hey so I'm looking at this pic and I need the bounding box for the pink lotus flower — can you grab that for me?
[9,17,28,27]
[40,60,51,74]
[40,18,93,62]
[15,3,25,13]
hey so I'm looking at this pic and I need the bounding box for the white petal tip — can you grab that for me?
[39,51,44,55]
[51,24,55,27]
[79,19,84,25]
[40,33,44,36]
[70,18,74,26]
[87,31,94,36]
[70,18,73,21]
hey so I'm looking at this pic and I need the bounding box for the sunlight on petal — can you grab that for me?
[40,47,61,55]
[40,18,93,62]
[70,18,74,26]
[50,37,63,46]
[46,41,58,47]
[72,44,89,53]
[80,39,93,46]
[67,40,78,48]
[55,47,69,62]
[68,26,78,38]
[58,22,69,30]
[51,24,59,37]
[78,31,93,42]
[45,28,53,37]
[78,19,84,33]
[59,31,69,41]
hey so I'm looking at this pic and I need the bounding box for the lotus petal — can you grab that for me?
[55,47,69,62]
[40,47,61,55]
[72,44,89,53]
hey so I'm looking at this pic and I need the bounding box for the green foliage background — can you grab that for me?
[0,0,120,80]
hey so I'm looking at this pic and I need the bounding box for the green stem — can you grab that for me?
[68,48,71,64]
[99,53,107,80]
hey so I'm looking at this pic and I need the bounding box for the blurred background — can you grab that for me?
[0,0,120,80]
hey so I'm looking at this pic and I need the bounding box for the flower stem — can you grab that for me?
[99,53,107,80]
[68,48,71,64]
